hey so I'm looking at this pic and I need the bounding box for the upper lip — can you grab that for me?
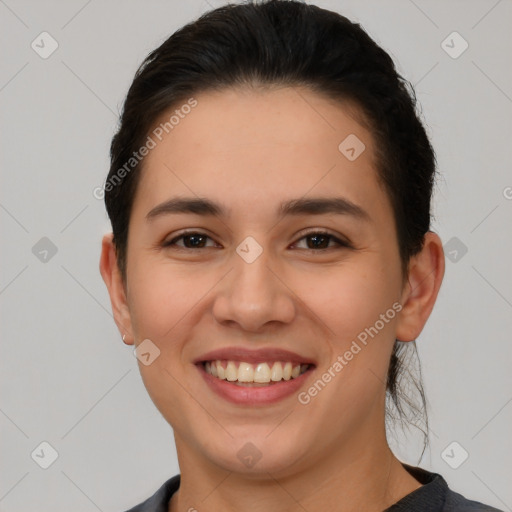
[194,347,317,366]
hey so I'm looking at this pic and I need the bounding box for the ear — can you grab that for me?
[99,233,134,345]
[395,231,445,342]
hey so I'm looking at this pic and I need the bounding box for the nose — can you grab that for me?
[212,246,296,333]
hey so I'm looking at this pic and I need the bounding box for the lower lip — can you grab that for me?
[197,364,314,405]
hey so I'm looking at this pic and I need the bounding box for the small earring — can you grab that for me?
[122,334,126,341]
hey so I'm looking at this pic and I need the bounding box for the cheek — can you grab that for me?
[127,265,200,416]
[127,261,204,341]
[296,262,395,341]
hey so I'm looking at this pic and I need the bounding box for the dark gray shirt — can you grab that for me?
[123,464,503,512]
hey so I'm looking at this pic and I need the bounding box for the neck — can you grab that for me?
[169,424,421,512]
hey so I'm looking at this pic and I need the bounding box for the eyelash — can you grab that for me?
[162,230,351,252]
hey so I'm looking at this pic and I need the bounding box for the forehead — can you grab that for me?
[132,86,391,225]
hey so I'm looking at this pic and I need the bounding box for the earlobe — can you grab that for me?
[99,233,134,345]
[395,231,445,343]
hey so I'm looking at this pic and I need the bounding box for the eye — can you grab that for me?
[162,229,351,251]
[292,230,351,251]
[163,231,218,249]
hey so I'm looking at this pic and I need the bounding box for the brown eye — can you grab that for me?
[163,232,216,249]
[305,233,331,249]
[293,231,350,251]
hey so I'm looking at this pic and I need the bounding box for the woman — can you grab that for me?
[99,1,502,510]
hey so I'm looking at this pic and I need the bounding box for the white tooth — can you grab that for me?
[254,363,271,383]
[271,362,283,381]
[216,361,226,379]
[209,360,303,382]
[283,362,292,380]
[226,361,238,381]
[238,362,254,382]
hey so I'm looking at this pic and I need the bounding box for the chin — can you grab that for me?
[203,430,309,477]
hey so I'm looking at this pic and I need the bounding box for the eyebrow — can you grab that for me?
[146,196,372,223]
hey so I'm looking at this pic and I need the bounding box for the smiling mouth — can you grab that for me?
[202,360,312,386]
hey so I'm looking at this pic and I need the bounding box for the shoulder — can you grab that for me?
[386,465,504,512]
[444,487,505,511]
[120,474,180,512]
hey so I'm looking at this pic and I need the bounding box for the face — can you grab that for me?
[103,86,430,477]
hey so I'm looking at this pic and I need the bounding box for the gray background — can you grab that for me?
[1,0,511,510]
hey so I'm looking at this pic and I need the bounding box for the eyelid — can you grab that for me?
[294,227,348,241]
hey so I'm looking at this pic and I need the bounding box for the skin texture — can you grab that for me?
[100,86,445,512]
